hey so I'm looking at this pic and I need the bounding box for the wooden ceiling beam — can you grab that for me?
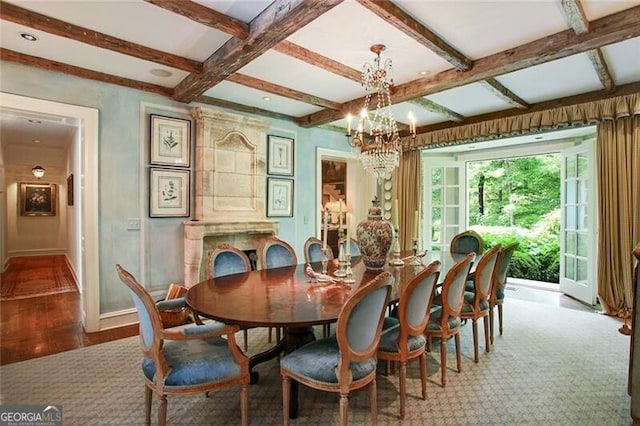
[0,48,173,97]
[145,0,250,39]
[273,40,362,83]
[172,0,345,103]
[0,1,201,74]
[409,98,465,122]
[227,73,343,110]
[356,0,472,71]
[299,5,640,127]
[480,78,530,109]
[560,0,616,93]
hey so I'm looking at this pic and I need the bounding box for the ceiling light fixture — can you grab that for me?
[32,165,46,179]
[20,32,38,42]
[149,69,172,77]
[345,44,415,180]
[262,96,271,101]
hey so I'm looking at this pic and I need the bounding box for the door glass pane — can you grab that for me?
[444,187,459,204]
[565,206,577,230]
[431,226,441,244]
[577,258,588,282]
[577,232,588,257]
[565,256,575,280]
[566,156,576,178]
[578,206,588,230]
[566,180,577,204]
[431,188,442,206]
[577,153,588,176]
[431,206,442,221]
[431,168,442,185]
[444,168,459,185]
[578,179,588,203]
[444,207,459,223]
[566,231,576,254]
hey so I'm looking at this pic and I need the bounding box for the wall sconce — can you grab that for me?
[32,165,46,179]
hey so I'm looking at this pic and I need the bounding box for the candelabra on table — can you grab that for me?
[409,239,422,266]
[334,231,347,278]
[389,227,404,267]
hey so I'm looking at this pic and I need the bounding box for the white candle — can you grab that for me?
[346,113,352,135]
[323,209,329,249]
[338,199,343,232]
[346,213,351,256]
[393,199,399,230]
[413,210,419,241]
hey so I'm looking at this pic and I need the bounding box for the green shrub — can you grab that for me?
[471,218,560,283]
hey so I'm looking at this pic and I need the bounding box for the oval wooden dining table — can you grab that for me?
[185,251,476,418]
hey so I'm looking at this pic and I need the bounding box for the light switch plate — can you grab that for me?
[127,218,140,230]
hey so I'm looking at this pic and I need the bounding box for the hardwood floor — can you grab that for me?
[1,291,138,365]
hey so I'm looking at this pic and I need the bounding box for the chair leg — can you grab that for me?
[440,336,448,387]
[419,353,427,400]
[498,304,504,335]
[472,319,479,363]
[144,385,152,426]
[240,383,248,426]
[282,376,291,426]
[369,378,378,426]
[157,394,167,426]
[489,308,495,344]
[243,329,249,352]
[340,392,350,426]
[268,327,273,343]
[483,315,490,353]
[455,333,462,373]
[399,361,407,419]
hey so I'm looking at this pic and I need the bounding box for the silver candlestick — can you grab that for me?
[343,254,355,283]
[389,227,404,267]
[334,236,347,277]
[410,238,422,266]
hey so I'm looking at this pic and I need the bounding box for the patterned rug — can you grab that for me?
[1,255,77,300]
[0,297,632,425]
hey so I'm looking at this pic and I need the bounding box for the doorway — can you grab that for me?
[0,92,100,331]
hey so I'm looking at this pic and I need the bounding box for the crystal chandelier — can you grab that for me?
[346,44,415,180]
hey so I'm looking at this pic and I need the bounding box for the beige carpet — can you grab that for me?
[0,297,632,425]
[1,255,77,300]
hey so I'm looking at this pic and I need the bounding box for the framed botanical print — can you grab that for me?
[266,177,293,217]
[149,168,190,217]
[150,114,191,167]
[267,135,294,176]
[20,182,57,216]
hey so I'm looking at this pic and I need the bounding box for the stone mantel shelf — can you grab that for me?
[184,220,279,238]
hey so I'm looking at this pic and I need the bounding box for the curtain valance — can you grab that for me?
[403,93,640,149]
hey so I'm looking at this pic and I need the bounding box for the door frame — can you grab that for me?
[0,92,100,331]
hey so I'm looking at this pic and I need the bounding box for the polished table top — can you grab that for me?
[185,251,475,329]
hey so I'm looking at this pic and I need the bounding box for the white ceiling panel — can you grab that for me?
[426,83,514,117]
[195,0,272,21]
[396,0,569,60]
[602,37,640,86]
[238,50,363,103]
[495,53,606,104]
[581,0,640,20]
[203,81,323,117]
[393,102,446,127]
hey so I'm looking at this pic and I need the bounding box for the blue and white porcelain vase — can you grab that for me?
[356,197,393,270]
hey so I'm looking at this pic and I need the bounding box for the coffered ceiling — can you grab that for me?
[1,0,639,138]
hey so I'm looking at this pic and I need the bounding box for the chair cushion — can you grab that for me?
[142,337,241,387]
[378,317,426,353]
[461,291,489,313]
[280,336,377,384]
[426,305,461,332]
[496,288,505,301]
[464,280,474,292]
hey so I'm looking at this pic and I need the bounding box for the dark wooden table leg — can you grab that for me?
[283,326,316,419]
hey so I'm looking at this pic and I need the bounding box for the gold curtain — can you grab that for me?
[597,117,640,316]
[395,149,421,252]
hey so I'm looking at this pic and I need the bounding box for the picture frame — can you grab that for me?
[67,174,74,206]
[267,135,294,176]
[266,177,293,217]
[150,114,191,167]
[20,182,57,216]
[149,168,190,217]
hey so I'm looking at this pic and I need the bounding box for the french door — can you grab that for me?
[423,161,465,253]
[559,140,598,305]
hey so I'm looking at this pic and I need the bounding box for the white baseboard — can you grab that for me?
[97,308,139,331]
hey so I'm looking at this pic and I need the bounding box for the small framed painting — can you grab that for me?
[20,182,57,216]
[267,135,294,176]
[150,114,191,167]
[267,177,293,217]
[149,168,190,217]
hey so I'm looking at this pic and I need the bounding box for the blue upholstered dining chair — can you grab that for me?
[460,245,501,362]
[115,264,250,426]
[377,260,441,419]
[258,237,298,270]
[303,236,333,263]
[206,243,252,351]
[450,230,484,255]
[424,252,475,387]
[348,238,362,257]
[280,271,393,426]
[488,242,519,344]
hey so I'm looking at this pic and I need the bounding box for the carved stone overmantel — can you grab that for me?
[184,107,277,286]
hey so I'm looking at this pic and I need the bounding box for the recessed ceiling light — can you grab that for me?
[419,70,429,76]
[262,96,271,101]
[20,32,38,42]
[149,69,172,77]
[32,139,41,143]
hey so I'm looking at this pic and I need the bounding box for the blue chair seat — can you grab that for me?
[280,336,377,384]
[378,317,426,353]
[462,291,490,313]
[143,337,242,387]
[426,304,461,331]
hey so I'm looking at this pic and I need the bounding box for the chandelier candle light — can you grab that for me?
[346,44,416,179]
